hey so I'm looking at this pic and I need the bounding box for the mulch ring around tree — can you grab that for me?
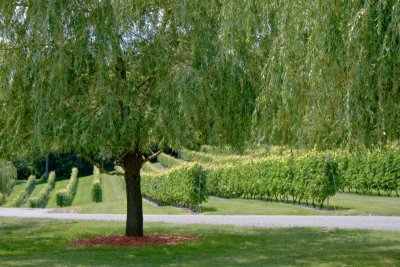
[70,234,199,247]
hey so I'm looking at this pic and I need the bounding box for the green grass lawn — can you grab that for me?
[22,179,47,208]
[327,193,400,216]
[201,197,325,215]
[0,217,399,266]
[201,193,400,216]
[3,180,27,207]
[68,174,184,214]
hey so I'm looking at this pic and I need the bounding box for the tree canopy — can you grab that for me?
[1,1,398,157]
[0,1,247,159]
[1,0,399,235]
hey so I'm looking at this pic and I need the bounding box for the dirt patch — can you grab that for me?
[70,234,199,247]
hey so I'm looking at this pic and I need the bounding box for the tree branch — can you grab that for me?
[137,70,157,91]
[142,150,162,163]
[116,149,132,165]
[80,155,124,176]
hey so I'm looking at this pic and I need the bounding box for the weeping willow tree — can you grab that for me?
[249,0,400,149]
[0,1,257,236]
[0,160,17,204]
[1,0,399,235]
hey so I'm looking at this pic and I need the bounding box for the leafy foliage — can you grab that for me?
[207,155,339,208]
[11,159,32,180]
[142,163,207,208]
[157,153,182,168]
[249,0,400,149]
[337,148,400,195]
[0,160,17,203]
[141,162,159,173]
[0,1,249,159]
[180,149,214,163]
[6,175,36,207]
[29,171,56,208]
[91,166,102,203]
[56,168,79,207]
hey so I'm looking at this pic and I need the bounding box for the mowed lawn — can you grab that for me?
[0,217,399,266]
[3,180,28,207]
[71,174,184,215]
[21,179,47,208]
[201,194,400,216]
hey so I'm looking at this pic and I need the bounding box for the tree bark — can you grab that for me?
[122,150,144,236]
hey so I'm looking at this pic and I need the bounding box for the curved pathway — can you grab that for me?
[1,208,400,232]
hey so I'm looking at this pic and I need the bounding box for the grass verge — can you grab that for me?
[0,217,399,266]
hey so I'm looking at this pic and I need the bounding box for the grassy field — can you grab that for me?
[22,179,47,208]
[326,193,400,216]
[3,180,28,207]
[201,193,400,216]
[0,217,399,266]
[70,174,183,215]
[201,197,325,215]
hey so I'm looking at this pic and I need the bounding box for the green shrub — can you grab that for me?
[91,166,102,202]
[336,148,400,196]
[6,175,36,207]
[180,149,214,163]
[157,153,182,168]
[142,163,207,208]
[207,155,339,207]
[29,171,56,208]
[56,168,78,207]
[0,160,17,201]
[141,162,158,173]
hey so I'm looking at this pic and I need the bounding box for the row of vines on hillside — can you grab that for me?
[179,147,400,198]
[337,148,400,196]
[91,166,102,202]
[29,171,56,208]
[207,155,339,208]
[6,175,36,207]
[56,168,79,207]
[157,153,182,168]
[141,163,207,209]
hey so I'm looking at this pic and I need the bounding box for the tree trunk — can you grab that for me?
[122,150,143,237]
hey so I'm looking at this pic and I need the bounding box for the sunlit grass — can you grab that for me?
[0,217,399,266]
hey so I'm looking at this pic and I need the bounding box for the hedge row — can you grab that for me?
[29,171,56,208]
[207,155,339,207]
[141,163,207,208]
[91,166,102,202]
[157,153,182,168]
[142,162,158,173]
[179,149,214,163]
[336,149,400,196]
[6,175,36,207]
[56,168,78,207]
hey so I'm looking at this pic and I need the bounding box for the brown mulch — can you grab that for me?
[70,234,199,247]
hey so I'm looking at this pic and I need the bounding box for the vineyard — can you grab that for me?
[1,146,399,214]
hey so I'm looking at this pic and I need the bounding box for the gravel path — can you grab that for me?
[1,208,400,232]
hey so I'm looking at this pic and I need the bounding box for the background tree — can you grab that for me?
[0,159,17,204]
[248,0,400,149]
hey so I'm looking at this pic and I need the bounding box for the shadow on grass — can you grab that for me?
[200,206,217,212]
[1,218,400,266]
